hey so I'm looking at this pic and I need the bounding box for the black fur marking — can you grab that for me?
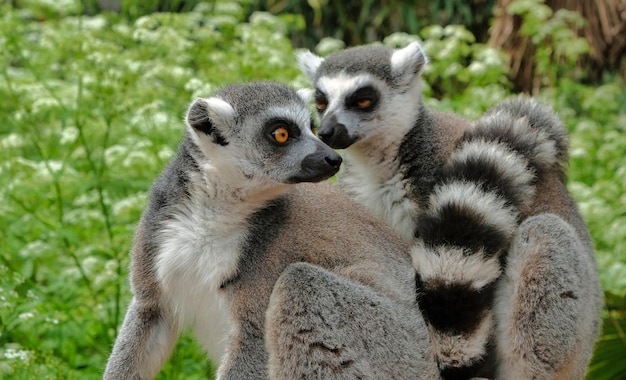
[441,152,529,209]
[211,130,229,146]
[416,276,497,335]
[416,203,510,258]
[440,361,486,380]
[462,122,543,178]
[398,103,444,208]
[345,85,380,113]
[487,97,568,167]
[190,117,230,146]
[233,196,290,284]
[140,137,203,275]
[315,89,328,113]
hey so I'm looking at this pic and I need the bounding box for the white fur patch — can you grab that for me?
[450,138,536,208]
[429,180,518,240]
[480,111,558,169]
[317,73,374,116]
[296,50,324,83]
[139,306,179,379]
[296,88,313,104]
[390,41,428,85]
[411,242,502,290]
[340,169,419,244]
[205,97,236,123]
[154,176,287,363]
[155,195,243,363]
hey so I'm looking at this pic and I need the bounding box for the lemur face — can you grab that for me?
[186,82,341,184]
[313,73,388,149]
[298,42,428,150]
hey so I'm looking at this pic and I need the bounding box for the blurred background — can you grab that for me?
[1,0,624,378]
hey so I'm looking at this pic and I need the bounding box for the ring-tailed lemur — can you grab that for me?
[298,42,602,379]
[103,81,440,380]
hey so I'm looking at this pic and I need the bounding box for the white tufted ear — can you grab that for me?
[186,97,235,145]
[296,50,324,84]
[390,41,428,86]
[296,88,314,104]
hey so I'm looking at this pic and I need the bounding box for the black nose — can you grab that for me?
[318,122,355,150]
[325,153,342,169]
[318,126,337,141]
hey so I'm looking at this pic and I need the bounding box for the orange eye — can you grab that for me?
[316,102,327,111]
[357,98,372,108]
[272,127,289,143]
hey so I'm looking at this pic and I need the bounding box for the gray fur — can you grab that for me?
[267,262,440,379]
[298,42,602,378]
[104,81,438,379]
[495,213,602,379]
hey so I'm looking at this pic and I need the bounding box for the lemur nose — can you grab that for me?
[318,127,335,141]
[325,153,342,169]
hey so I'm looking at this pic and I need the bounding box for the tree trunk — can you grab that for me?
[490,0,626,93]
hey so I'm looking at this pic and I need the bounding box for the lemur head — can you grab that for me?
[297,42,428,149]
[186,82,341,185]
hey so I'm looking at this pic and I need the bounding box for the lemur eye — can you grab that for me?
[314,89,328,112]
[316,102,327,111]
[357,99,372,108]
[272,127,289,143]
[347,85,379,111]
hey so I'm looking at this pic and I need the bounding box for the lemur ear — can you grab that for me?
[296,88,314,104]
[186,97,234,146]
[390,41,428,87]
[296,50,324,84]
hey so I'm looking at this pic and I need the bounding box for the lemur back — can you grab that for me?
[299,43,602,379]
[104,81,440,379]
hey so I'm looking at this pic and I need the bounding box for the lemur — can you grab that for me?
[298,42,603,379]
[103,81,441,380]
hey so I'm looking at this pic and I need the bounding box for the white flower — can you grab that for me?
[158,146,175,162]
[0,133,25,149]
[45,317,59,325]
[4,348,30,362]
[468,61,486,75]
[82,15,108,30]
[19,241,49,259]
[122,151,153,169]
[112,193,146,218]
[82,256,100,276]
[32,96,60,113]
[18,312,34,321]
[60,126,79,145]
[62,267,82,281]
[153,112,169,126]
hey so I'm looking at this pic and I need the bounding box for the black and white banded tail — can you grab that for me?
[412,98,564,379]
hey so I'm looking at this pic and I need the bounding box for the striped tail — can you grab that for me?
[411,101,562,379]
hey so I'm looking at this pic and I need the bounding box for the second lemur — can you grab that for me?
[298,42,602,379]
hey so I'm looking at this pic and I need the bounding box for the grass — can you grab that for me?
[1,1,624,379]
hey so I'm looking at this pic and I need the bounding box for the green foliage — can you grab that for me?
[508,0,591,89]
[417,25,510,117]
[587,293,626,380]
[254,0,495,48]
[0,1,300,378]
[1,1,625,379]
